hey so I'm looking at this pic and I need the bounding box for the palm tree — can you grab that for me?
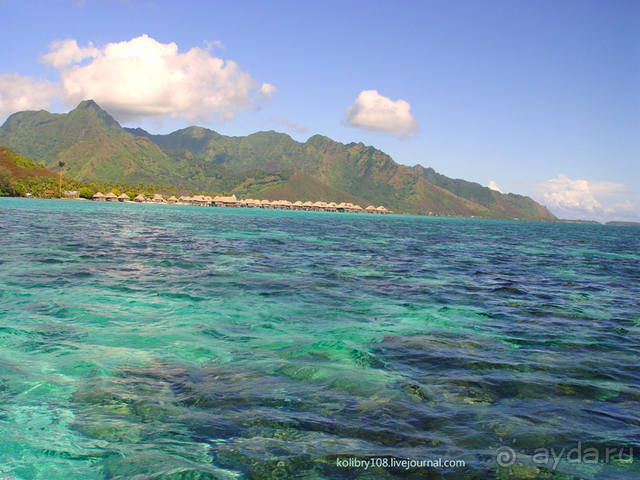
[58,161,65,197]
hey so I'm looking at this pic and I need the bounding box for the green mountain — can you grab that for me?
[0,145,58,196]
[0,101,555,219]
[0,145,56,180]
[0,100,178,185]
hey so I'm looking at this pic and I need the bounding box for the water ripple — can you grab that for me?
[0,198,639,479]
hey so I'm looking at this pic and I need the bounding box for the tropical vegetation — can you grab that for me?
[0,100,556,220]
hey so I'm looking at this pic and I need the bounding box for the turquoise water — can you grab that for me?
[0,197,638,480]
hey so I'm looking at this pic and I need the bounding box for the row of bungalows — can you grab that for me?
[91,191,390,213]
[92,192,131,202]
[93,192,174,203]
[240,199,389,213]
[178,195,212,206]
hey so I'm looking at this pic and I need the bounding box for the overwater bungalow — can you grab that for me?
[312,201,326,211]
[152,193,164,203]
[179,195,191,204]
[365,205,376,213]
[105,192,118,202]
[343,203,360,213]
[213,194,239,207]
[293,201,304,210]
[302,201,314,211]
[270,199,291,210]
[189,195,206,206]
[166,195,178,204]
[92,192,106,201]
[245,199,260,208]
[117,193,130,202]
[376,206,389,214]
[134,194,146,203]
[63,190,79,199]
[260,199,272,209]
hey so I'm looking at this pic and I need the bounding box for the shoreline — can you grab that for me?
[4,196,636,225]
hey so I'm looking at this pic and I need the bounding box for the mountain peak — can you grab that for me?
[306,134,333,144]
[77,99,100,110]
[70,100,121,129]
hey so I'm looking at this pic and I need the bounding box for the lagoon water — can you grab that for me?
[0,197,638,480]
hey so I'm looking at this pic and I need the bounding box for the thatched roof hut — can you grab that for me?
[191,195,207,205]
[166,195,178,203]
[92,192,105,201]
[105,192,118,202]
[376,206,389,214]
[270,200,291,210]
[245,199,260,208]
[260,199,272,208]
[152,193,164,203]
[63,190,79,199]
[134,194,146,202]
[365,205,377,213]
[212,194,238,207]
[118,193,130,202]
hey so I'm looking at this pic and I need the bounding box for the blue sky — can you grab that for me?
[1,0,638,221]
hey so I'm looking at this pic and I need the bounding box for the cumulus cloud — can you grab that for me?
[541,174,622,213]
[488,180,503,193]
[258,83,277,98]
[0,73,59,118]
[42,39,99,69]
[345,89,417,137]
[38,34,275,122]
[538,174,638,220]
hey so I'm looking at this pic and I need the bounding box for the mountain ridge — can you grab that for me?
[0,101,556,219]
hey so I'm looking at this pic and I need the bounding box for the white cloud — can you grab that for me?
[258,83,277,98]
[345,89,417,137]
[488,180,502,193]
[38,34,275,122]
[541,174,622,213]
[604,199,636,215]
[42,39,99,69]
[538,174,638,220]
[203,40,225,51]
[0,73,59,118]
